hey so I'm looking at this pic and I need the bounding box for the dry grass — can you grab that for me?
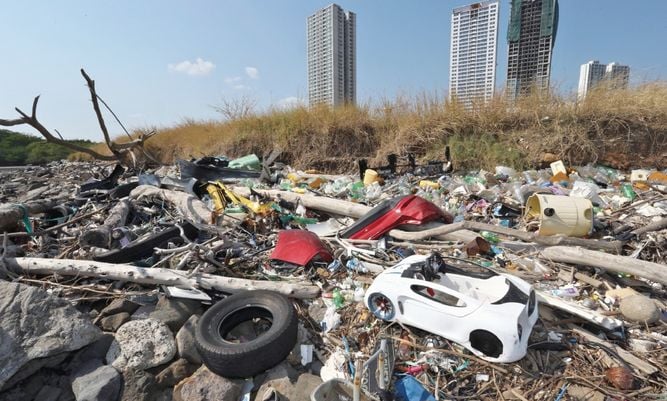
[76,83,667,171]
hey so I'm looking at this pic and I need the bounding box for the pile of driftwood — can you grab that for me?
[0,159,665,400]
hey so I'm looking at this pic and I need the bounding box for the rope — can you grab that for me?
[12,204,33,234]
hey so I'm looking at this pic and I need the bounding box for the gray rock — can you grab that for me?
[121,368,158,401]
[173,366,243,401]
[100,299,141,317]
[255,373,322,401]
[106,318,176,370]
[176,315,202,364]
[254,367,320,401]
[100,312,131,332]
[71,359,122,401]
[34,385,63,401]
[149,296,203,332]
[1,352,69,390]
[253,362,301,401]
[69,333,115,370]
[0,281,101,390]
[619,294,660,324]
[156,358,198,388]
[131,304,156,320]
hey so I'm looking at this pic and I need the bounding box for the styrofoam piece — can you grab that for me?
[550,160,567,176]
[525,194,592,237]
[630,169,651,182]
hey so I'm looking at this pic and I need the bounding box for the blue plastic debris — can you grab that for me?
[393,375,436,401]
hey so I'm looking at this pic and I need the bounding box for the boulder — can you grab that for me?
[149,296,203,332]
[131,304,156,320]
[71,359,122,401]
[100,312,131,332]
[619,295,660,324]
[0,281,101,390]
[156,358,198,388]
[106,318,176,370]
[121,368,158,401]
[175,315,202,364]
[99,299,141,317]
[34,385,63,401]
[173,366,243,401]
[254,366,321,401]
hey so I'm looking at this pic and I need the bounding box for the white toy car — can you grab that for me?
[364,253,538,363]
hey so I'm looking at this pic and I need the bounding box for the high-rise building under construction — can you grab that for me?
[506,0,558,100]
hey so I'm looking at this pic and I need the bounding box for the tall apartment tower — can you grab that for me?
[578,60,630,99]
[449,1,499,106]
[605,62,630,89]
[307,4,356,106]
[506,0,559,100]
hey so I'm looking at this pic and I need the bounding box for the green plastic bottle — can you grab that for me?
[480,231,500,244]
[620,183,636,201]
[332,289,345,309]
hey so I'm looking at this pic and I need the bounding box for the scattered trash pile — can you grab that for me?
[0,154,666,401]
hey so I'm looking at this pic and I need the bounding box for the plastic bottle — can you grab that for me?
[480,231,500,244]
[348,181,365,201]
[620,183,636,200]
[332,289,345,309]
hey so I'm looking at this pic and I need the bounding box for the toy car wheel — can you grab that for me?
[368,292,396,321]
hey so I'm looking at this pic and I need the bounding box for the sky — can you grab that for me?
[1,0,666,141]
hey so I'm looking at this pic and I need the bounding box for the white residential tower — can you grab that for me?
[449,1,499,106]
[578,60,630,99]
[307,4,356,106]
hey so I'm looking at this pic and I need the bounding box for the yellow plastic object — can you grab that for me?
[525,194,593,237]
[363,169,379,186]
[419,180,440,190]
[287,172,302,184]
[207,182,272,215]
[206,184,227,215]
[291,187,306,194]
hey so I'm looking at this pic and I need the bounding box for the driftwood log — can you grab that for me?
[79,199,131,248]
[130,185,211,223]
[5,257,320,299]
[388,221,623,253]
[539,246,667,286]
[569,325,659,375]
[0,198,66,232]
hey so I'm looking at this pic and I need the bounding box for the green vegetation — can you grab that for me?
[0,129,95,166]
[77,82,667,171]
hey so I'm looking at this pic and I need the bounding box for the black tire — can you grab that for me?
[195,290,297,378]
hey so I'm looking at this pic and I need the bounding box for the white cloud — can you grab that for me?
[276,96,305,110]
[224,76,242,84]
[233,84,248,90]
[245,66,259,79]
[168,58,215,76]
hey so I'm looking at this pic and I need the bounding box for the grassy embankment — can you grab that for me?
[81,83,667,172]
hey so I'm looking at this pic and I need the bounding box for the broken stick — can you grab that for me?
[5,257,320,299]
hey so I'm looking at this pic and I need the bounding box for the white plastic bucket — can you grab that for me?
[525,194,593,237]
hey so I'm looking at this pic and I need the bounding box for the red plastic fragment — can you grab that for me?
[270,230,333,266]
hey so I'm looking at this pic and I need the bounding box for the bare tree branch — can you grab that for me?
[0,96,117,161]
[80,68,119,158]
[0,69,162,166]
